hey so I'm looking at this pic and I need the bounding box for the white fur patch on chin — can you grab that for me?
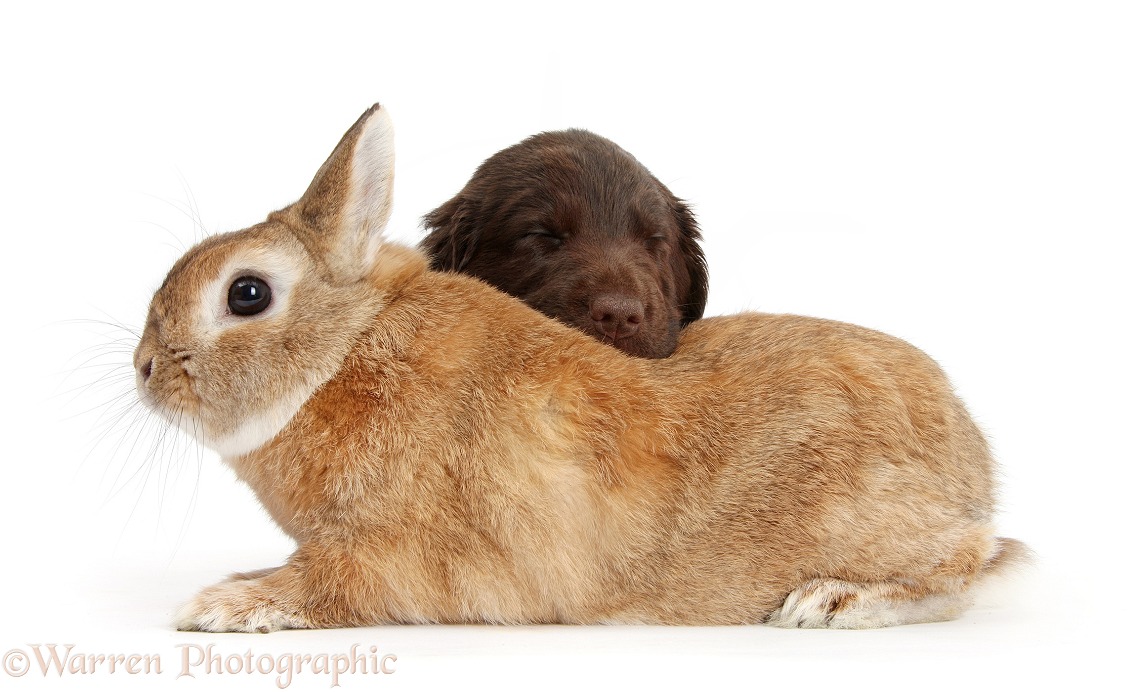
[206,385,315,458]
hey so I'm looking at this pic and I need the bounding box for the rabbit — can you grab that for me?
[133,104,1026,633]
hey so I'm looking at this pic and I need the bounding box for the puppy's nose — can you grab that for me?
[590,294,644,340]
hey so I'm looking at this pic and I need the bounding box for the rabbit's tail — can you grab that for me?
[980,537,1032,577]
[966,536,1034,614]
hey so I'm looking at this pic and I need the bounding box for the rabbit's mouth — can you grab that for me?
[136,351,272,458]
[136,350,207,440]
[134,330,326,459]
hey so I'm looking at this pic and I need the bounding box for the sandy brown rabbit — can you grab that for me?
[134,104,1024,632]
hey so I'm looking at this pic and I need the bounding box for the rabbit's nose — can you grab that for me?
[140,357,154,383]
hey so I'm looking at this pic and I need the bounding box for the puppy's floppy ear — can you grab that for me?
[282,103,395,282]
[421,195,480,271]
[672,197,708,324]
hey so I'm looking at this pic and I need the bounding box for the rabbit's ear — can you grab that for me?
[285,104,395,282]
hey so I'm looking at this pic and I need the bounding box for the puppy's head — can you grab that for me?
[422,129,707,359]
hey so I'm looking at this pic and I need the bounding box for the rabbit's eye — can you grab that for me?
[228,276,272,316]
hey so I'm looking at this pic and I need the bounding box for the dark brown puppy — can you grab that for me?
[421,130,707,358]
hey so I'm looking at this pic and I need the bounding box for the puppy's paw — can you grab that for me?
[175,579,309,633]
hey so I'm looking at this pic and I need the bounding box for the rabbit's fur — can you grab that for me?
[134,105,1024,632]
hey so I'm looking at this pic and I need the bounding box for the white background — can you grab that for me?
[1,1,1133,690]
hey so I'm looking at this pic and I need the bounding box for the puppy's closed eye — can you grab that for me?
[520,227,564,248]
[644,232,670,252]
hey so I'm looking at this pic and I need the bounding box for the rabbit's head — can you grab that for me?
[134,104,396,458]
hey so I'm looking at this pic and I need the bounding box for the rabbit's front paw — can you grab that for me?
[175,578,309,633]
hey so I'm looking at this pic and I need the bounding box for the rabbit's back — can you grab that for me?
[604,312,999,623]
